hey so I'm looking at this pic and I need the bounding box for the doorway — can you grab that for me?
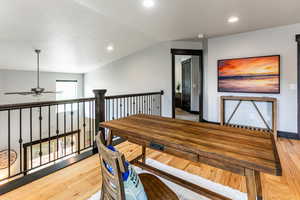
[171,49,203,122]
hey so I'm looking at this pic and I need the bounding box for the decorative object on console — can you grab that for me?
[220,96,278,139]
[218,55,280,93]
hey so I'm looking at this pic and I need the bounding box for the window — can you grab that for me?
[56,80,78,112]
[56,80,78,100]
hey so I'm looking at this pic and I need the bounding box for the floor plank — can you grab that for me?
[1,138,300,200]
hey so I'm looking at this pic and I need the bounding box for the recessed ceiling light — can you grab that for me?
[198,34,204,39]
[143,0,155,8]
[107,44,114,52]
[228,16,239,23]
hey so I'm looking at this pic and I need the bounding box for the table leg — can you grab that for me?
[142,146,146,163]
[255,171,263,200]
[245,169,263,200]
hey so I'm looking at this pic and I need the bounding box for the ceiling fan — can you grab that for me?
[5,49,60,96]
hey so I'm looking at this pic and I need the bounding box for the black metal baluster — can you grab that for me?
[147,95,148,114]
[150,95,152,114]
[127,97,129,116]
[120,98,123,117]
[148,95,150,114]
[133,97,135,114]
[145,95,148,114]
[64,104,66,155]
[112,99,115,120]
[144,96,146,113]
[144,96,146,114]
[83,102,86,148]
[159,94,162,116]
[119,98,122,118]
[30,108,33,169]
[130,97,133,115]
[130,97,132,116]
[56,105,59,159]
[122,98,125,117]
[131,97,133,115]
[8,110,11,177]
[39,107,42,166]
[136,96,137,114]
[77,102,80,154]
[153,96,156,115]
[92,100,95,144]
[71,103,74,153]
[19,109,23,174]
[89,101,92,147]
[139,96,141,113]
[48,106,51,162]
[135,96,138,114]
[117,99,119,119]
[140,96,142,113]
[123,98,125,117]
[145,96,147,114]
[108,99,110,121]
[105,99,108,121]
[149,95,151,114]
[141,96,143,113]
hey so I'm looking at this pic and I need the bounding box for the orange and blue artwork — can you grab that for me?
[218,55,280,93]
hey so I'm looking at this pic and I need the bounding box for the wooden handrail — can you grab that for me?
[0,91,164,111]
[105,91,164,99]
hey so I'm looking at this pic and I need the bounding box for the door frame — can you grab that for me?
[296,35,300,139]
[171,48,204,122]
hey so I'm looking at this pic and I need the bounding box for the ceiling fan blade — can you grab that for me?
[4,92,34,95]
[42,91,62,94]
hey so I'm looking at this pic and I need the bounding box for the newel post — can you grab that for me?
[93,89,107,146]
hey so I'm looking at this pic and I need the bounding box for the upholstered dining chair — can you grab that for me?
[95,132,179,200]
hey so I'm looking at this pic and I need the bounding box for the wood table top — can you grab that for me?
[100,114,282,176]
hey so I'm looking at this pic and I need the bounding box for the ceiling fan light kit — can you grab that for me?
[5,49,60,96]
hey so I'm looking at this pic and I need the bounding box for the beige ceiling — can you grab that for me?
[0,0,300,73]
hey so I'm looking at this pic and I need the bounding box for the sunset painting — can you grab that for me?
[218,55,280,93]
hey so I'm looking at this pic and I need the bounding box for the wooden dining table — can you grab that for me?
[100,114,282,200]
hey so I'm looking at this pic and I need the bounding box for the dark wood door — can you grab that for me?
[182,59,191,112]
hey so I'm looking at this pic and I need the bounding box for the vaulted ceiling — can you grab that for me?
[0,0,300,73]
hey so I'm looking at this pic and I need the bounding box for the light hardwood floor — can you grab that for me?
[1,138,300,200]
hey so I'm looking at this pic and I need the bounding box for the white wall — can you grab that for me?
[205,23,300,133]
[84,41,203,117]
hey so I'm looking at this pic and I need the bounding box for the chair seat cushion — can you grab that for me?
[139,173,179,200]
